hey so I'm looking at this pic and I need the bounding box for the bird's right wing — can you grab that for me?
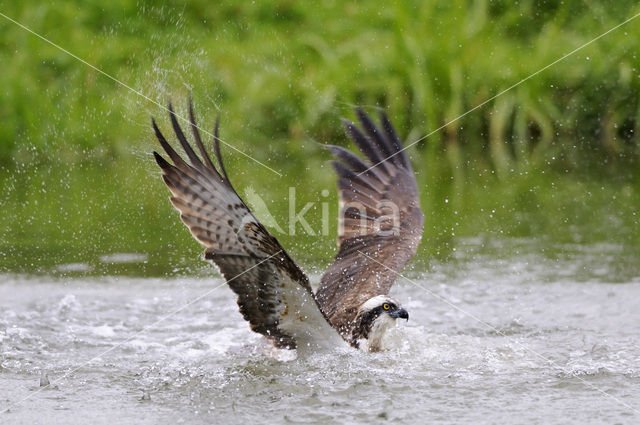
[152,102,342,351]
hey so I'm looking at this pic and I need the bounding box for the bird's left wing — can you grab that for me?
[152,102,341,351]
[316,109,424,333]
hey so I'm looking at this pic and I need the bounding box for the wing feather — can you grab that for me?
[153,101,339,350]
[316,109,424,335]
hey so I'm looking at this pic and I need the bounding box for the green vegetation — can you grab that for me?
[1,1,639,276]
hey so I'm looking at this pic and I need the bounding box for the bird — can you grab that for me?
[152,101,423,353]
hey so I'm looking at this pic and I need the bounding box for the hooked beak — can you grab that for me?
[390,308,409,321]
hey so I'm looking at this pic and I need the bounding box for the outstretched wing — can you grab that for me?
[316,109,424,334]
[152,101,340,350]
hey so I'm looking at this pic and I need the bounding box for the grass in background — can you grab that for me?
[0,0,639,276]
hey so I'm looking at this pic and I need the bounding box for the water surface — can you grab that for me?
[1,239,639,424]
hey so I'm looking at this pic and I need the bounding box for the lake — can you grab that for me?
[1,238,639,424]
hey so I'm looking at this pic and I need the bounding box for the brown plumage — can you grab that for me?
[152,102,423,351]
[316,109,424,341]
[152,102,330,350]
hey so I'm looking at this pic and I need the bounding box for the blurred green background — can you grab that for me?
[0,0,639,276]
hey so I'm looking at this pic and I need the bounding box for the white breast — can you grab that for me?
[358,313,396,352]
[275,270,348,355]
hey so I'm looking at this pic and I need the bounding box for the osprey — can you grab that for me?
[152,102,423,352]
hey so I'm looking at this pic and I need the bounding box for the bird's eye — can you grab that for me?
[383,303,390,310]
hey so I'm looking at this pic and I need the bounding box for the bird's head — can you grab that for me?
[354,295,408,351]
[359,295,409,321]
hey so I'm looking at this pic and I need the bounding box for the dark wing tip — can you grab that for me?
[153,150,170,169]
[355,108,377,128]
[340,117,354,131]
[151,115,190,169]
[212,114,229,182]
[151,117,162,139]
[167,100,204,167]
[378,110,411,170]
[342,118,385,165]
[356,108,403,169]
[326,144,370,175]
[188,98,217,171]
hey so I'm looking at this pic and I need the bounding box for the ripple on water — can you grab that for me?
[1,239,639,424]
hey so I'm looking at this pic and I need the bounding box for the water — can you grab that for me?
[1,239,639,424]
